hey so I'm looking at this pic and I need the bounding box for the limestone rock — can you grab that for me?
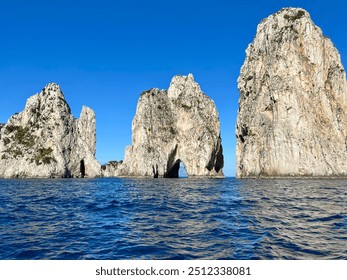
[0,83,101,178]
[101,160,123,177]
[236,8,347,178]
[104,74,224,178]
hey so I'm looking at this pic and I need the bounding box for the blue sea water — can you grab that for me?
[0,178,346,260]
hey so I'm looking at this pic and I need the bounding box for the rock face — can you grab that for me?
[0,83,101,178]
[237,8,347,178]
[101,160,123,177]
[104,74,224,178]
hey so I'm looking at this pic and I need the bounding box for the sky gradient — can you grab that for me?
[1,0,346,176]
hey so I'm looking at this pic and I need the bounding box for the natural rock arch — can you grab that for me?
[165,159,184,178]
[104,74,224,178]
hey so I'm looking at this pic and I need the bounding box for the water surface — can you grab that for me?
[0,178,346,259]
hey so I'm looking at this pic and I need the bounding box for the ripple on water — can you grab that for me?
[0,178,346,259]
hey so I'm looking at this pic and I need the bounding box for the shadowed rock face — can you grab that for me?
[104,74,224,178]
[0,83,101,178]
[237,8,347,178]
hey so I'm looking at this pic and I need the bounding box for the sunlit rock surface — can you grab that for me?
[104,74,224,178]
[101,160,123,177]
[236,8,347,178]
[0,83,101,178]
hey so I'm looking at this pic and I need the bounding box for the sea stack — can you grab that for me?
[0,83,101,178]
[236,8,347,178]
[104,74,224,178]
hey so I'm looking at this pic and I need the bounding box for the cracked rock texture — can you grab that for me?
[0,83,101,178]
[104,74,224,178]
[237,8,347,178]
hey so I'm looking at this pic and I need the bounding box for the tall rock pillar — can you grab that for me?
[236,8,347,178]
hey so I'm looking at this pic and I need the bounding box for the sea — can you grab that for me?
[0,178,346,260]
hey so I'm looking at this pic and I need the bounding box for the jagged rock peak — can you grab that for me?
[43,82,62,91]
[103,74,224,178]
[264,7,310,24]
[236,7,347,178]
[0,83,101,178]
[168,73,200,99]
[39,83,67,103]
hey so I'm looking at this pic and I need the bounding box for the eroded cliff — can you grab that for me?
[236,8,347,178]
[104,74,224,178]
[0,83,101,178]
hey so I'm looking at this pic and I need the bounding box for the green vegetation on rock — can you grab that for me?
[34,147,55,165]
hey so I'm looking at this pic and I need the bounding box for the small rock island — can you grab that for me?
[236,8,347,178]
[0,83,101,178]
[103,74,224,178]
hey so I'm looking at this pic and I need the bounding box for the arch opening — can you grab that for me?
[80,159,85,178]
[166,159,188,178]
[179,162,188,178]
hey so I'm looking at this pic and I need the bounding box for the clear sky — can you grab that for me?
[0,0,346,176]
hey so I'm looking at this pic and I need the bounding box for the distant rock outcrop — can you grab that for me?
[103,74,224,178]
[236,8,347,178]
[0,83,101,178]
[101,160,123,177]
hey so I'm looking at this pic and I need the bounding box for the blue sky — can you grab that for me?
[0,0,346,176]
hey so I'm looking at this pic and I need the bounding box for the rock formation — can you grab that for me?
[103,74,224,178]
[101,160,123,177]
[0,83,101,178]
[236,8,347,178]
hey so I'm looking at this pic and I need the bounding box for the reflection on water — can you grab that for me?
[0,178,346,259]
